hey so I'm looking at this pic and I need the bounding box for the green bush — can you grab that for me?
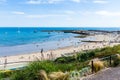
[112,57,120,67]
[0,70,12,79]
[55,63,75,72]
[26,61,58,73]
[8,45,120,79]
[10,60,77,80]
[10,70,27,80]
[54,57,66,63]
[79,53,88,62]
[87,51,95,58]
[54,56,75,63]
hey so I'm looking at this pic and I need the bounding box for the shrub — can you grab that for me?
[10,61,58,80]
[56,63,75,72]
[87,51,95,58]
[89,60,104,72]
[48,71,69,80]
[9,45,120,79]
[113,54,120,67]
[77,53,88,62]
[38,70,49,80]
[38,70,69,80]
[0,70,12,79]
[54,57,67,63]
[10,61,75,80]
[26,61,59,73]
[10,70,27,80]
[54,56,75,63]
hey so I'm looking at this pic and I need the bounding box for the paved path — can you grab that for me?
[83,67,120,80]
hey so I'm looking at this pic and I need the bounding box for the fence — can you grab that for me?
[0,60,34,70]
[0,54,119,79]
[69,54,119,79]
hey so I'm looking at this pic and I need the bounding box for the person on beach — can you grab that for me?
[50,51,53,60]
[41,48,43,53]
[4,56,7,70]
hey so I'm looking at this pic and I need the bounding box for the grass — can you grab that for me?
[9,60,89,80]
[1,44,120,80]
[9,61,73,80]
[92,60,104,72]
[0,70,12,80]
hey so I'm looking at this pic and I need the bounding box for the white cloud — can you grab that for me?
[78,11,92,15]
[26,0,41,4]
[95,11,120,16]
[64,10,76,14]
[26,0,63,4]
[66,17,73,21]
[27,14,66,18]
[71,0,81,3]
[48,0,63,4]
[93,0,108,4]
[12,11,25,15]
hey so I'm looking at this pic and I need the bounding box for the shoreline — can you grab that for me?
[0,33,87,56]
[0,42,119,70]
[0,34,120,70]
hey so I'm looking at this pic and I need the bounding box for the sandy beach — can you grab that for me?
[0,33,120,70]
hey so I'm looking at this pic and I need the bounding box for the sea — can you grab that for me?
[0,27,120,56]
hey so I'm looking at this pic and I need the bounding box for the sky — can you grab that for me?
[0,0,120,27]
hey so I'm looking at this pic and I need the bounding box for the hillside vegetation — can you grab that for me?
[1,45,120,80]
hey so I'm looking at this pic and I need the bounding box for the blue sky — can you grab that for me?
[0,0,120,27]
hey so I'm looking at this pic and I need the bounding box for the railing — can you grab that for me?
[0,60,35,70]
[0,54,119,80]
[69,54,119,80]
[0,61,33,65]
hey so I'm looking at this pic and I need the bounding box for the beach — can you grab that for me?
[0,33,120,70]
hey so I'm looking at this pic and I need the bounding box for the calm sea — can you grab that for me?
[0,27,119,56]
